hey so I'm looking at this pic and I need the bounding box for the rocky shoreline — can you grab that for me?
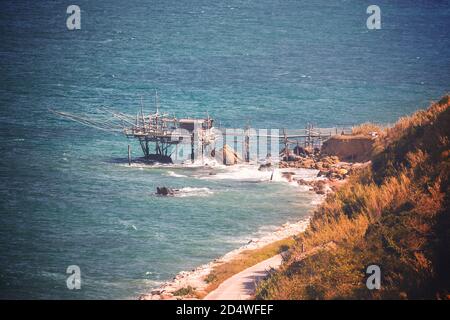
[278,154,366,195]
[139,154,365,300]
[138,218,313,300]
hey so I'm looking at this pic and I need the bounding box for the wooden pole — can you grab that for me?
[201,142,204,164]
[245,128,250,163]
[307,124,311,148]
[128,145,131,166]
[191,133,195,163]
[175,143,178,162]
[283,129,288,160]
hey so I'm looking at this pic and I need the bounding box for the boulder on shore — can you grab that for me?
[321,135,375,162]
[214,144,242,165]
[297,179,328,194]
[312,180,327,194]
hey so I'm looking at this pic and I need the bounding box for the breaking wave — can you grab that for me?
[175,187,214,197]
[200,164,319,186]
[166,171,188,178]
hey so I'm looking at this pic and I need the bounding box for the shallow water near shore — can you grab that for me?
[1,0,449,299]
[2,155,318,299]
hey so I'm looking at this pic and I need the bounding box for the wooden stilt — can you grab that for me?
[283,129,288,160]
[128,145,131,166]
[191,133,195,163]
[201,141,204,163]
[245,130,250,162]
[53,100,352,165]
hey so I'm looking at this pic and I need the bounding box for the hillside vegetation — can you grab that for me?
[256,96,450,299]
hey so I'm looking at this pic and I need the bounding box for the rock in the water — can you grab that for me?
[156,187,175,196]
[297,179,310,186]
[311,180,327,194]
[258,163,272,171]
[215,144,242,165]
[281,171,295,182]
[147,154,173,164]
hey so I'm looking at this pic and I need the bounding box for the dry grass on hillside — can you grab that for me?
[256,95,450,300]
[351,122,384,136]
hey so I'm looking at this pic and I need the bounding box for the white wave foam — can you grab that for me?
[166,171,188,178]
[121,157,221,170]
[221,218,312,258]
[175,187,213,197]
[200,164,319,187]
[200,164,271,181]
[180,157,221,168]
[117,219,138,231]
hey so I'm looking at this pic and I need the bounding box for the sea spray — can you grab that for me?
[176,187,214,197]
[166,171,188,178]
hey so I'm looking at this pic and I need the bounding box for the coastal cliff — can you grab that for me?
[321,135,375,162]
[256,95,450,299]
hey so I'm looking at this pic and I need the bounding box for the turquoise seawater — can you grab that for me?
[0,1,449,299]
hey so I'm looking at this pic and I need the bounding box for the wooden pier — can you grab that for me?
[51,98,351,164]
[123,112,215,163]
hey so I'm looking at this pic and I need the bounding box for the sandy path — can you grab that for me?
[204,241,335,300]
[204,254,283,300]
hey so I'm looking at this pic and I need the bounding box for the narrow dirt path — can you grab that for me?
[204,254,283,300]
[204,242,335,300]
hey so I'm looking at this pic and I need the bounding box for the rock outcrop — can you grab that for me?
[320,135,375,162]
[213,144,242,165]
[156,187,176,196]
[258,163,272,171]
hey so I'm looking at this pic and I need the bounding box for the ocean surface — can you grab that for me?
[0,0,449,299]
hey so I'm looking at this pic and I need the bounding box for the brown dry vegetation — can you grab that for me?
[256,95,450,300]
[351,122,385,136]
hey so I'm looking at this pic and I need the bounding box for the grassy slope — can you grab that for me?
[256,96,450,300]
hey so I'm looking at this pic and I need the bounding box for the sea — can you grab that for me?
[0,0,449,299]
